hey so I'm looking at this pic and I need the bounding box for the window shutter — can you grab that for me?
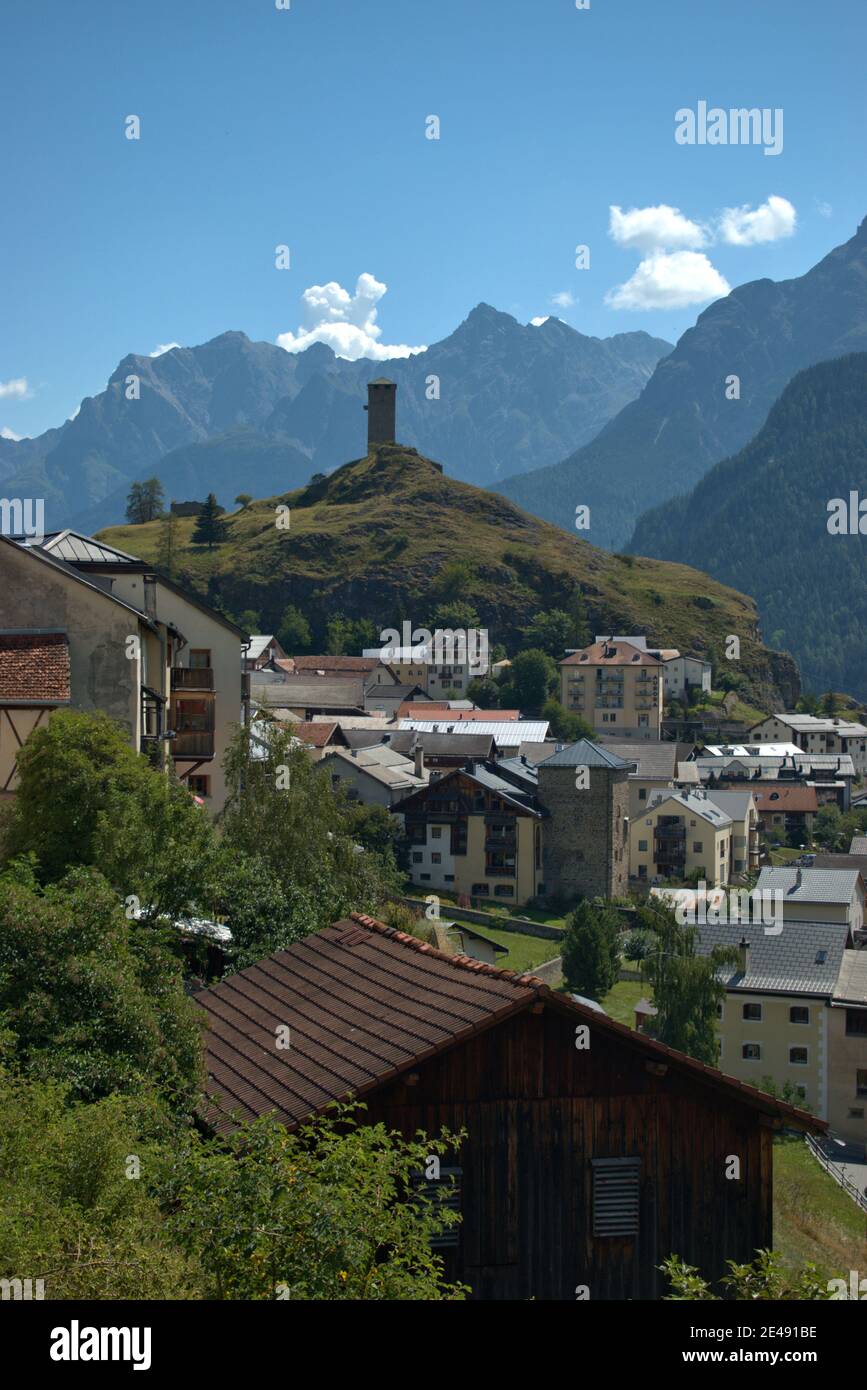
[591,1157,641,1237]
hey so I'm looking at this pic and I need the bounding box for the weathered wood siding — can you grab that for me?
[365,1006,773,1300]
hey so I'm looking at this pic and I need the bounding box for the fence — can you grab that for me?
[805,1133,867,1212]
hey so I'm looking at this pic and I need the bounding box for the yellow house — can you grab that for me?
[560,639,663,740]
[630,789,732,886]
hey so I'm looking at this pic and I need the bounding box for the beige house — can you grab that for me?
[630,789,732,886]
[0,536,168,793]
[696,789,760,876]
[399,760,544,906]
[753,865,865,933]
[560,639,663,739]
[6,531,246,813]
[698,923,867,1147]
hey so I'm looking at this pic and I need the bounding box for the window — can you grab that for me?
[413,1166,462,1249]
[188,774,210,797]
[412,853,423,863]
[444,874,454,883]
[638,788,647,801]
[846,1008,867,1036]
[638,839,648,852]
[789,1047,808,1066]
[420,873,430,881]
[189,649,211,668]
[742,1043,761,1061]
[494,884,514,897]
[849,1108,865,1120]
[431,827,442,840]
[471,883,490,896]
[742,1003,762,1022]
[790,1006,810,1025]
[637,865,646,879]
[591,1157,640,1237]
[857,1070,867,1098]
[431,853,441,864]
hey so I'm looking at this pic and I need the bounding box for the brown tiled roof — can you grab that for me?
[561,640,662,667]
[0,632,70,703]
[197,913,825,1137]
[753,786,819,813]
[291,720,345,749]
[291,655,379,674]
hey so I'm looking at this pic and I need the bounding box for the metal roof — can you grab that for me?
[39,529,143,565]
[537,738,635,769]
[646,789,732,826]
[833,950,867,1005]
[398,719,549,742]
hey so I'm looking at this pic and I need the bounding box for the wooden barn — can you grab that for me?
[197,913,824,1301]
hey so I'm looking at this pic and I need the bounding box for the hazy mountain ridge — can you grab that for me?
[495,217,867,550]
[2,311,671,533]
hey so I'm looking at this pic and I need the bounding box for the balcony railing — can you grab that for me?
[485,865,516,877]
[172,667,215,691]
[171,731,215,758]
[655,825,685,840]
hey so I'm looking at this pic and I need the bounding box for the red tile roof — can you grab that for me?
[291,720,344,748]
[753,786,820,813]
[399,704,520,721]
[561,640,662,668]
[197,912,825,1137]
[0,632,70,703]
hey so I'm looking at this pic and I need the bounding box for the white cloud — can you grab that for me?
[530,316,550,326]
[1,426,23,440]
[550,291,575,309]
[0,377,30,399]
[719,195,796,245]
[605,251,730,311]
[276,273,426,360]
[816,200,833,219]
[609,204,707,251]
[68,404,81,422]
[150,342,181,357]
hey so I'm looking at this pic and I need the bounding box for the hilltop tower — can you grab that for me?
[365,378,396,448]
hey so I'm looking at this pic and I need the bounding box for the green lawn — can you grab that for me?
[449,920,560,974]
[773,1135,867,1279]
[599,979,646,1026]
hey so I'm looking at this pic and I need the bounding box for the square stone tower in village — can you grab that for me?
[537,738,635,901]
[365,378,397,448]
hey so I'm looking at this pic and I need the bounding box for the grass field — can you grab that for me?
[600,979,646,1026]
[773,1136,867,1279]
[448,920,560,974]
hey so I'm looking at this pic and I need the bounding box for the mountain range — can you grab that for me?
[0,309,670,535]
[495,216,867,551]
[630,352,867,699]
[98,442,800,712]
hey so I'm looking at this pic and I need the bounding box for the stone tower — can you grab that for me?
[536,738,635,902]
[365,378,396,448]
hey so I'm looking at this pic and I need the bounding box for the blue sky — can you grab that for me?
[2,0,865,437]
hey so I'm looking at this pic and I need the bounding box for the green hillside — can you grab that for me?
[99,443,799,708]
[630,352,867,698]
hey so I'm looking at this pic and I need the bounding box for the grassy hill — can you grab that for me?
[99,443,799,708]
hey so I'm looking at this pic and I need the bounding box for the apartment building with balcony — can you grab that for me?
[559,639,663,740]
[749,713,867,776]
[19,531,246,812]
[629,788,732,886]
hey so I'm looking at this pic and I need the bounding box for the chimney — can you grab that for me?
[738,935,751,977]
[364,379,397,449]
[413,741,425,779]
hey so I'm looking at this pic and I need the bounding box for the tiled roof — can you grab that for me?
[598,739,686,780]
[752,713,867,737]
[850,835,867,855]
[291,721,343,748]
[561,640,661,668]
[291,654,379,673]
[755,866,861,905]
[697,920,851,996]
[0,631,70,703]
[197,913,825,1135]
[752,786,819,813]
[833,950,867,1005]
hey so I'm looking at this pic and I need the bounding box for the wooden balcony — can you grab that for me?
[171,731,215,759]
[172,666,214,691]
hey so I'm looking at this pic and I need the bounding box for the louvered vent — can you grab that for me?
[591,1157,641,1237]
[413,1166,462,1248]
